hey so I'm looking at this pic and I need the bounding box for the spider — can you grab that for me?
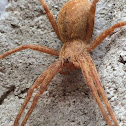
[0,0,126,126]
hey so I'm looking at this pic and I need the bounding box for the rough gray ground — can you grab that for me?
[0,0,126,126]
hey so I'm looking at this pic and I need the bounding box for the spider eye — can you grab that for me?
[64,57,71,63]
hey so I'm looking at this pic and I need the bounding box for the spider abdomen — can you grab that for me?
[58,0,91,42]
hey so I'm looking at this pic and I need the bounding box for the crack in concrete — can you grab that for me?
[0,85,15,105]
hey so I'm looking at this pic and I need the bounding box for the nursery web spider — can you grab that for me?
[0,0,126,126]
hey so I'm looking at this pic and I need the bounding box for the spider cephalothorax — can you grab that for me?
[0,0,126,126]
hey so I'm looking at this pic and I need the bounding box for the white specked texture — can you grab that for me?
[0,0,9,20]
[0,0,126,126]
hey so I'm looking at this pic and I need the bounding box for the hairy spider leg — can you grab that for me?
[78,54,113,126]
[0,45,59,59]
[85,53,119,126]
[85,0,99,43]
[39,0,60,39]
[14,72,46,126]
[13,65,48,126]
[87,21,126,52]
[21,61,62,126]
[14,61,62,126]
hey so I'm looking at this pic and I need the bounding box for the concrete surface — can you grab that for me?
[0,0,126,126]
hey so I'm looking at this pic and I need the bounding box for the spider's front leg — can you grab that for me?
[78,53,113,126]
[14,61,62,126]
[85,54,119,126]
[78,53,119,126]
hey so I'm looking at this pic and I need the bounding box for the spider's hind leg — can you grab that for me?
[39,0,60,39]
[85,0,99,43]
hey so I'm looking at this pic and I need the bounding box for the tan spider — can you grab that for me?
[0,0,126,125]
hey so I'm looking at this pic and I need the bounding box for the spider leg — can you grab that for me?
[85,0,99,43]
[87,21,126,52]
[39,0,60,39]
[14,67,47,126]
[0,45,59,59]
[85,54,119,126]
[78,54,113,126]
[14,61,62,126]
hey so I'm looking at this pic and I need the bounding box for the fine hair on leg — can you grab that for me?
[78,54,113,126]
[0,45,59,59]
[85,0,99,43]
[39,0,60,39]
[14,61,62,126]
[87,21,126,52]
[84,53,119,126]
